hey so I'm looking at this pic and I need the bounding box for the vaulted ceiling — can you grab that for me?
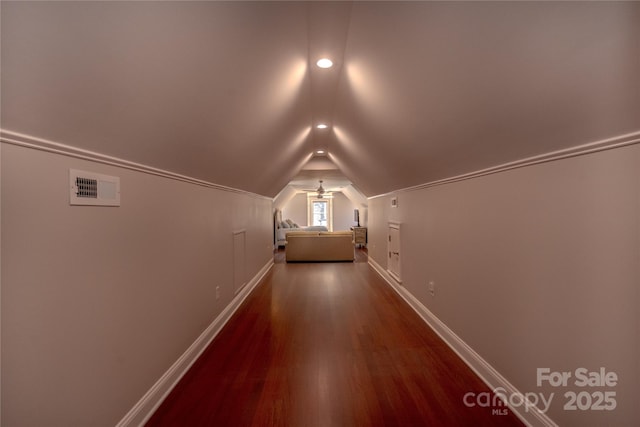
[2,1,639,198]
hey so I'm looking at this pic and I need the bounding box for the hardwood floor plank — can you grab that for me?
[146,250,524,426]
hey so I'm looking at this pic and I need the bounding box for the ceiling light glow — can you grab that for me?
[316,150,325,154]
[316,58,333,68]
[316,124,328,129]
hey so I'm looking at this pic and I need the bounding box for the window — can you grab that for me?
[312,200,328,227]
[307,196,333,230]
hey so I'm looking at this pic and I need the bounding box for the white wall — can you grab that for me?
[273,185,298,212]
[341,184,368,227]
[368,143,639,426]
[1,142,274,426]
[332,192,358,231]
[281,192,308,227]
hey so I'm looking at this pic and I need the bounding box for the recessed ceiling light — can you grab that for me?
[316,150,326,155]
[316,124,328,129]
[316,58,333,68]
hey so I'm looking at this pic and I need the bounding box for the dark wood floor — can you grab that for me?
[146,249,523,426]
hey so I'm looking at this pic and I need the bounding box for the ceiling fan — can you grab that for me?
[308,180,333,199]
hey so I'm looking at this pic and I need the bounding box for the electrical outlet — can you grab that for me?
[428,281,435,296]
[216,286,220,300]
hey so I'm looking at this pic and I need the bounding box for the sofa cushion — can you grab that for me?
[319,231,353,236]
[285,230,320,237]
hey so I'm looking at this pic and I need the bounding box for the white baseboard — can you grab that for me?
[116,259,274,427]
[368,258,558,427]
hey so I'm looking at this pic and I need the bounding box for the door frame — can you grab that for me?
[387,221,402,284]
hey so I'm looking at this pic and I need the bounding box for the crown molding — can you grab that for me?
[369,130,640,200]
[0,129,271,200]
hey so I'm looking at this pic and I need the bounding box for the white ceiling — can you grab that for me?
[2,1,639,198]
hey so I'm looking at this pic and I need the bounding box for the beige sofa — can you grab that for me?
[285,230,355,262]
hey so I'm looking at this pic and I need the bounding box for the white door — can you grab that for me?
[388,223,401,283]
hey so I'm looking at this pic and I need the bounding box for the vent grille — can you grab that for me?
[76,177,98,198]
[69,169,120,206]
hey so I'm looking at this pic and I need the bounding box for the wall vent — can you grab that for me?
[75,177,98,198]
[69,169,120,206]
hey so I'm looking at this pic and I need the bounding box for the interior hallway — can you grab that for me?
[146,250,523,426]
